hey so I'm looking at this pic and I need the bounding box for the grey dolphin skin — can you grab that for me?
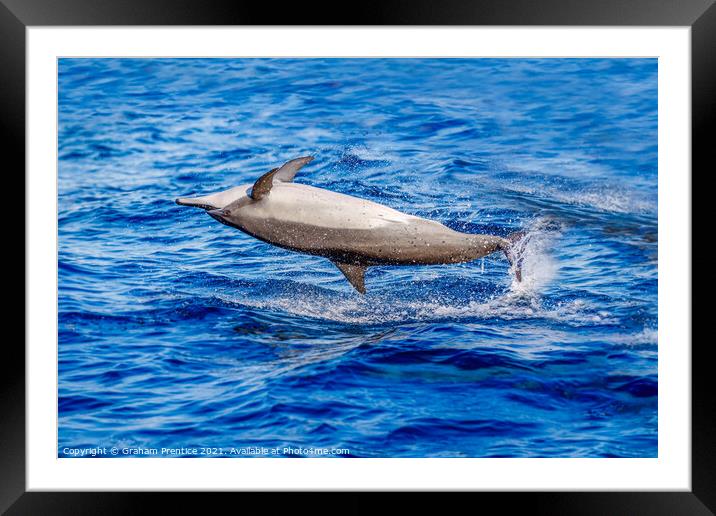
[176,156,523,294]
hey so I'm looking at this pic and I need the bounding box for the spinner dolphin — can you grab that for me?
[177,156,523,293]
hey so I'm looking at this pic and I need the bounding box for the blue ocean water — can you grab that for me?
[58,58,657,458]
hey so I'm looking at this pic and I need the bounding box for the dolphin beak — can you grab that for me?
[176,197,213,210]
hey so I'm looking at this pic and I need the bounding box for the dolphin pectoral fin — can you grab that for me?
[274,156,314,182]
[249,156,315,200]
[332,261,367,294]
[249,167,280,200]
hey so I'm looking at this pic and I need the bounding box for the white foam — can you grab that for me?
[506,182,656,216]
[610,327,658,346]
[218,288,612,329]
[214,218,583,327]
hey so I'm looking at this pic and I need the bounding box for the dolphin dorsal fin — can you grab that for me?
[332,261,367,294]
[249,156,314,200]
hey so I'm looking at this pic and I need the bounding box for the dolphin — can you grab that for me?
[176,156,523,294]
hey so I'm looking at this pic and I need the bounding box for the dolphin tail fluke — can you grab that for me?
[502,231,527,282]
[332,261,367,294]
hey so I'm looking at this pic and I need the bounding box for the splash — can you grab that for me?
[219,288,608,328]
[507,217,561,295]
[213,218,593,327]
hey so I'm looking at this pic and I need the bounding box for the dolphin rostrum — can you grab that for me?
[177,156,523,294]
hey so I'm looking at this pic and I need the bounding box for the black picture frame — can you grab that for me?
[3,0,711,513]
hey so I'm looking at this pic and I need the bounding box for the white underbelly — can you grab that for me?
[251,183,423,230]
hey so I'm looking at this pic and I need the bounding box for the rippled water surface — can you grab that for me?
[58,58,657,457]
